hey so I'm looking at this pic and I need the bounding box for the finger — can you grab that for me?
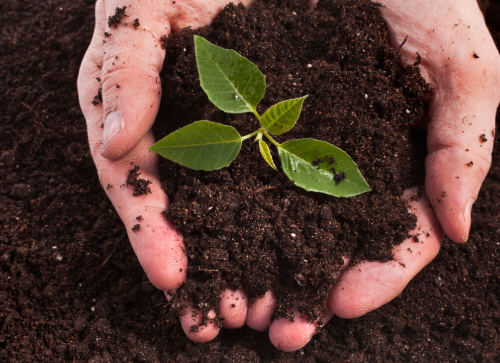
[179,300,220,343]
[246,290,276,331]
[264,261,348,349]
[99,1,170,160]
[268,309,333,352]
[425,52,500,243]
[94,130,187,291]
[329,187,444,318]
[219,288,249,329]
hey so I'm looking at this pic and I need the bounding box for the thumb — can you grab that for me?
[425,46,500,243]
[99,2,169,160]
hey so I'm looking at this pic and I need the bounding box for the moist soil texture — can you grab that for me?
[156,0,431,323]
[0,0,499,362]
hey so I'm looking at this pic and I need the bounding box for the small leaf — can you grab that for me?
[259,139,277,171]
[150,121,242,171]
[194,35,266,114]
[260,96,307,135]
[278,139,371,197]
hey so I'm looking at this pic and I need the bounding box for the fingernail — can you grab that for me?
[101,111,123,153]
[463,198,475,239]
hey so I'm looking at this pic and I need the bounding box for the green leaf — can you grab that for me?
[277,139,371,197]
[149,121,242,171]
[260,96,307,135]
[194,35,266,114]
[259,139,277,171]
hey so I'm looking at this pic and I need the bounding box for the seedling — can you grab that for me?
[150,36,371,197]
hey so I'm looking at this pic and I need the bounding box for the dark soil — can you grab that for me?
[155,0,431,323]
[126,166,152,197]
[0,0,499,362]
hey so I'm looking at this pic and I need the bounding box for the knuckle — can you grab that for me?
[97,157,130,188]
[470,152,491,182]
[100,58,158,90]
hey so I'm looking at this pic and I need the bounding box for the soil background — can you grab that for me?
[0,0,499,362]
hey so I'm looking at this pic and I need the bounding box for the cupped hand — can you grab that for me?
[378,0,500,242]
[265,0,500,352]
[77,0,254,341]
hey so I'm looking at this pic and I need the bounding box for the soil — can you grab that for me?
[155,0,431,323]
[0,0,499,362]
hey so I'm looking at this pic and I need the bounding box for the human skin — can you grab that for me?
[78,0,500,352]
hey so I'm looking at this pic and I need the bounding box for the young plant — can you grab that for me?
[150,35,371,197]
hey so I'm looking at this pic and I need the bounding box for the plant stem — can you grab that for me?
[264,133,281,147]
[252,109,261,121]
[241,130,260,141]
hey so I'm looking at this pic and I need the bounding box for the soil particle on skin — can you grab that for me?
[155,0,431,322]
[91,88,102,106]
[108,6,127,29]
[133,18,140,30]
[126,165,152,196]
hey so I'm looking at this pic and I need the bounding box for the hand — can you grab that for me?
[377,0,500,243]
[266,0,500,352]
[77,0,255,342]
